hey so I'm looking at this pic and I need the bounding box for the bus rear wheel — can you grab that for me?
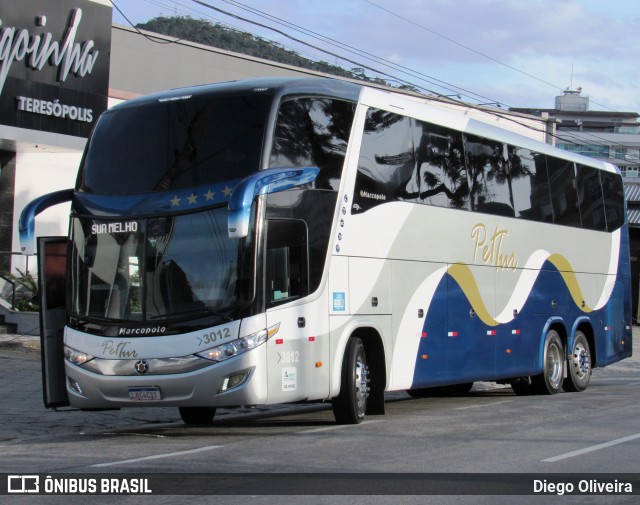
[332,337,370,424]
[179,406,216,425]
[563,331,592,392]
[532,330,565,395]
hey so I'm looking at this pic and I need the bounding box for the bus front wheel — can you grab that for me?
[563,331,592,392]
[532,330,565,395]
[179,406,216,425]
[332,337,370,424]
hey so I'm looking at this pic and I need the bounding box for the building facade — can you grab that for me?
[512,89,640,177]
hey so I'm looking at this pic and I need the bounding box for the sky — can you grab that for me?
[110,0,640,113]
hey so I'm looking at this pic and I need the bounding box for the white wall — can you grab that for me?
[9,97,124,275]
[11,151,82,274]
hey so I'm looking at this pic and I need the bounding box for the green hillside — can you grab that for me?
[136,16,396,86]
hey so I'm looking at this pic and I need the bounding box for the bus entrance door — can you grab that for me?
[37,237,69,408]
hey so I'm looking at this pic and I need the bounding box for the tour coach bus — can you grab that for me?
[21,77,632,425]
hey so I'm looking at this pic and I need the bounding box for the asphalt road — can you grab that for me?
[1,333,639,505]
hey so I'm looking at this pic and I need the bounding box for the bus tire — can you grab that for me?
[563,331,592,392]
[332,337,369,424]
[532,330,565,395]
[179,406,216,425]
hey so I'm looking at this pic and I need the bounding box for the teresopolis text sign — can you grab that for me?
[0,0,111,138]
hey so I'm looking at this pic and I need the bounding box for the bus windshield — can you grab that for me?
[69,207,255,322]
[77,92,272,194]
[67,85,357,327]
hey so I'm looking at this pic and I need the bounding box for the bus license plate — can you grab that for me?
[128,386,162,401]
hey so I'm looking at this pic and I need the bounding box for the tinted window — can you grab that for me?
[265,220,308,307]
[266,190,337,295]
[414,121,469,209]
[508,146,552,223]
[547,157,580,227]
[464,134,513,216]
[576,164,606,231]
[270,97,356,190]
[350,108,620,235]
[353,110,415,214]
[69,209,255,322]
[601,170,626,231]
[79,94,272,194]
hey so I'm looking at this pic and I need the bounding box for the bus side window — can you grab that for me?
[601,171,626,231]
[415,121,469,210]
[266,220,309,307]
[547,156,580,227]
[352,109,415,214]
[463,134,513,216]
[576,164,607,231]
[508,146,553,223]
[269,97,356,191]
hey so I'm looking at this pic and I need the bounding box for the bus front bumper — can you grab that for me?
[64,345,268,409]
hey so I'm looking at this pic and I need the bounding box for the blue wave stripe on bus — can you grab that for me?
[410,228,632,390]
[72,180,241,217]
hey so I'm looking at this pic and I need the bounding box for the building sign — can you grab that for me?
[0,0,111,138]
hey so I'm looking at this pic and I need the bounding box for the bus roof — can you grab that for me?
[109,77,363,112]
[358,85,620,175]
[108,76,620,176]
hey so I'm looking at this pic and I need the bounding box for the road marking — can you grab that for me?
[90,445,222,468]
[299,420,381,434]
[591,377,640,381]
[96,432,168,438]
[542,433,640,463]
[454,400,513,410]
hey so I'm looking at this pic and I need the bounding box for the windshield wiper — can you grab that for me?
[148,303,250,323]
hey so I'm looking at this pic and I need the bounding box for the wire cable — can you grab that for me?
[362,0,624,113]
[216,0,490,103]
[111,0,180,43]
[114,0,636,156]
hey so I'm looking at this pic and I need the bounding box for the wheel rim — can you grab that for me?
[354,354,370,416]
[546,340,563,387]
[571,342,590,380]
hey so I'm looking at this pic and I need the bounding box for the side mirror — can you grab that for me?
[228,167,319,238]
[19,189,74,256]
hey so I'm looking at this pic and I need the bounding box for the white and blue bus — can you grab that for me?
[21,78,632,425]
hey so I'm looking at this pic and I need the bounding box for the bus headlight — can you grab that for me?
[198,323,280,362]
[64,345,95,366]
